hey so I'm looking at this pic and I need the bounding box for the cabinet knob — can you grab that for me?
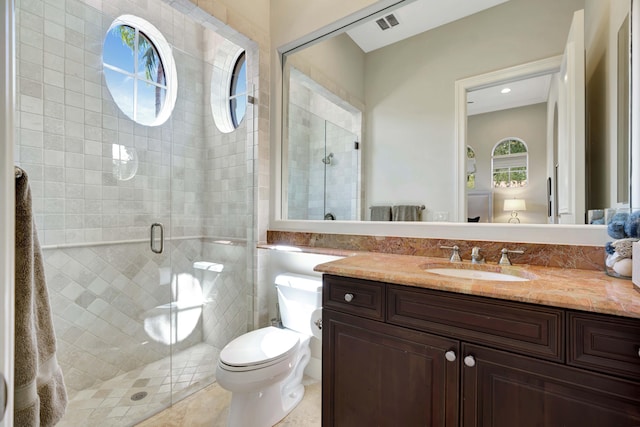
[445,350,456,362]
[464,355,476,367]
[344,293,354,303]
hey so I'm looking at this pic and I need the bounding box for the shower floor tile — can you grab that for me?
[57,343,220,427]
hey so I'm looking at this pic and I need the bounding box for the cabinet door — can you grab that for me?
[461,343,640,427]
[322,309,459,427]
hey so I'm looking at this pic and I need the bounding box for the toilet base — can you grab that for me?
[226,381,305,427]
[225,338,311,427]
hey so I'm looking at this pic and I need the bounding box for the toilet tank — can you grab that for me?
[275,273,322,335]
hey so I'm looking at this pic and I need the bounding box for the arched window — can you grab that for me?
[492,138,528,188]
[102,15,177,126]
[466,146,476,189]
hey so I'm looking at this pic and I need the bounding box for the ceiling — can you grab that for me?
[346,0,510,53]
[466,74,554,116]
[346,0,552,115]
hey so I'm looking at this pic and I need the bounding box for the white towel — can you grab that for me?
[14,167,68,426]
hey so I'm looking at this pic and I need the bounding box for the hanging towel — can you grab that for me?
[392,205,423,221]
[370,206,392,221]
[14,167,68,426]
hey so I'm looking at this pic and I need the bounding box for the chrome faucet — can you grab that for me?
[471,247,485,264]
[499,248,525,265]
[440,245,461,262]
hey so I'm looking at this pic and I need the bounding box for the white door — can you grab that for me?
[1,0,15,425]
[556,9,586,224]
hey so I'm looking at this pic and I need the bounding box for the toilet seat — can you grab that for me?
[219,326,300,372]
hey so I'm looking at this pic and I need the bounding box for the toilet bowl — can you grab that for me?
[216,273,322,427]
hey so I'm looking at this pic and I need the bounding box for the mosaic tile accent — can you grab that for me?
[266,231,605,271]
[57,342,220,427]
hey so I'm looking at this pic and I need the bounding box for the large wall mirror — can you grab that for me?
[280,0,635,230]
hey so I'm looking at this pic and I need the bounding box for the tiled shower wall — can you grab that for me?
[43,239,248,395]
[287,73,361,220]
[16,0,255,395]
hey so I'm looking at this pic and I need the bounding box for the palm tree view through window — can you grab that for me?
[103,21,168,125]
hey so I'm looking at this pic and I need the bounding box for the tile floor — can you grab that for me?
[58,343,220,427]
[136,377,321,426]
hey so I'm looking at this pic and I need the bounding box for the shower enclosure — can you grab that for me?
[287,105,360,220]
[285,68,362,221]
[15,0,256,424]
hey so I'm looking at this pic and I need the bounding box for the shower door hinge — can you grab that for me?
[354,141,359,150]
[247,95,257,105]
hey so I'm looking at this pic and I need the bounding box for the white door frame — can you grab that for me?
[0,0,15,425]
[454,55,563,222]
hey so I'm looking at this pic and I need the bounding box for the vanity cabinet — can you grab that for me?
[321,274,640,427]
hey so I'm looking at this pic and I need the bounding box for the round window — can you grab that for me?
[211,44,248,133]
[230,52,247,128]
[103,15,177,126]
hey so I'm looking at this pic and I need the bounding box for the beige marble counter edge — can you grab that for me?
[311,252,640,320]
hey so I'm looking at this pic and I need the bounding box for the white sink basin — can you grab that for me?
[424,267,532,282]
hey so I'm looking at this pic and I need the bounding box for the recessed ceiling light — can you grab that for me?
[501,88,511,94]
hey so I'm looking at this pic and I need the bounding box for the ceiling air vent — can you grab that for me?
[376,14,400,31]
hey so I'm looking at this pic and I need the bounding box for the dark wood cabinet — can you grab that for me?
[322,274,640,427]
[322,310,459,426]
[462,343,640,427]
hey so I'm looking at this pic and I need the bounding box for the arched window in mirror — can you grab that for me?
[492,138,528,188]
[466,146,476,189]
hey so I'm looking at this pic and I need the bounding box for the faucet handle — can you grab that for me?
[499,248,525,266]
[440,245,461,262]
[471,246,485,264]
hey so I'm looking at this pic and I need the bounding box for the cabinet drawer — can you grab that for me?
[323,275,385,321]
[568,311,640,381]
[388,285,564,362]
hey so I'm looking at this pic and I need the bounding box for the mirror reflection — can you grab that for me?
[282,0,632,224]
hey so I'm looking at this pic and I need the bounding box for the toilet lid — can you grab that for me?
[219,326,300,368]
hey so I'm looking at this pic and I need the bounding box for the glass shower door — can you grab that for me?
[323,121,360,221]
[287,105,360,220]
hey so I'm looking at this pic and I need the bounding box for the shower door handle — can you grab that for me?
[150,223,164,254]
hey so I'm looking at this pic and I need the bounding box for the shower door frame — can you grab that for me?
[0,0,15,425]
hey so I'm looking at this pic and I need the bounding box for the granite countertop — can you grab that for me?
[313,252,640,319]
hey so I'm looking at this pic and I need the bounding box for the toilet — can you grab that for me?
[216,272,323,427]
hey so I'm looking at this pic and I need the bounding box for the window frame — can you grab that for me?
[229,51,247,128]
[466,145,476,189]
[491,137,529,188]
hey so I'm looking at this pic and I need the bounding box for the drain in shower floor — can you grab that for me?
[130,391,148,401]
